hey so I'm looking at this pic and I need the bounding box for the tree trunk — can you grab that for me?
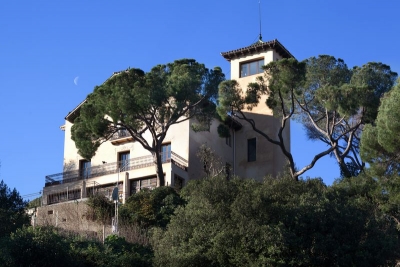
[333,149,352,178]
[102,224,105,244]
[153,152,165,187]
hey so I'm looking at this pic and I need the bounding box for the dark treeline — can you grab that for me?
[2,174,400,266]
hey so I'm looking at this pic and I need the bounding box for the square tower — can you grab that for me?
[221,39,294,179]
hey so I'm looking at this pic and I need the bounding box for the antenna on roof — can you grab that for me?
[258,0,262,42]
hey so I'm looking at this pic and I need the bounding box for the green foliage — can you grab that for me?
[71,59,225,185]
[218,58,307,118]
[120,186,184,228]
[104,234,153,265]
[361,80,400,177]
[27,196,42,209]
[217,55,397,179]
[152,176,399,266]
[217,80,243,121]
[218,59,308,180]
[263,58,307,115]
[301,57,397,177]
[0,226,153,267]
[359,80,400,226]
[0,180,29,238]
[86,193,115,225]
[351,62,398,123]
[0,226,80,267]
[216,123,230,138]
[73,234,153,267]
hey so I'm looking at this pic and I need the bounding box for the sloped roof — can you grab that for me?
[221,39,294,61]
[65,69,128,122]
[65,99,86,123]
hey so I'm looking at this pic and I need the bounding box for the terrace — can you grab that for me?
[45,151,188,187]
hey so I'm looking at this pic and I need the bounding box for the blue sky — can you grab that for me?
[0,0,399,199]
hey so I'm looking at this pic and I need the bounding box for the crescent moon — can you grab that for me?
[74,76,79,85]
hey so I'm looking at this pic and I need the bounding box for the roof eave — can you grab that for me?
[65,99,86,123]
[221,39,294,61]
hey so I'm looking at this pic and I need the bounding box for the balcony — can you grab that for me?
[45,151,188,187]
[110,129,134,145]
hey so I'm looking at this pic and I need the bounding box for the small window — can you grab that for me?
[118,151,130,171]
[248,138,257,162]
[48,210,53,215]
[130,176,157,194]
[240,58,264,77]
[80,160,91,178]
[161,143,171,163]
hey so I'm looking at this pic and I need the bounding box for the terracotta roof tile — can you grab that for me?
[221,39,294,61]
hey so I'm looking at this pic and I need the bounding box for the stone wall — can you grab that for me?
[35,199,113,241]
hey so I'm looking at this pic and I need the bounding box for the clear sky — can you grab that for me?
[1,0,399,199]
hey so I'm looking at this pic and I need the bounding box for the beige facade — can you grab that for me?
[40,39,293,222]
[221,39,292,181]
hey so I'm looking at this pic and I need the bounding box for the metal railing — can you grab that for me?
[47,186,82,205]
[109,129,131,141]
[45,181,116,205]
[45,151,188,187]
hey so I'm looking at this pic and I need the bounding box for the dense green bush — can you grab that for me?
[0,226,80,267]
[152,176,400,266]
[0,226,153,267]
[120,186,185,228]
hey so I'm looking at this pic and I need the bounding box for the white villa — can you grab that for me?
[41,39,293,208]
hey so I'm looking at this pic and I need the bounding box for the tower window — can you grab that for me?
[247,138,257,162]
[240,58,264,77]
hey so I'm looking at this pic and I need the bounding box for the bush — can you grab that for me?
[0,226,80,267]
[0,180,29,238]
[120,186,185,228]
[0,226,153,267]
[152,175,400,266]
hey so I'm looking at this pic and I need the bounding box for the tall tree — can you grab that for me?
[218,56,397,180]
[301,59,397,177]
[0,180,29,238]
[360,79,400,177]
[71,59,225,186]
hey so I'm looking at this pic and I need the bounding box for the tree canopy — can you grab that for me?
[0,180,29,238]
[301,59,397,177]
[361,79,400,177]
[71,59,225,186]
